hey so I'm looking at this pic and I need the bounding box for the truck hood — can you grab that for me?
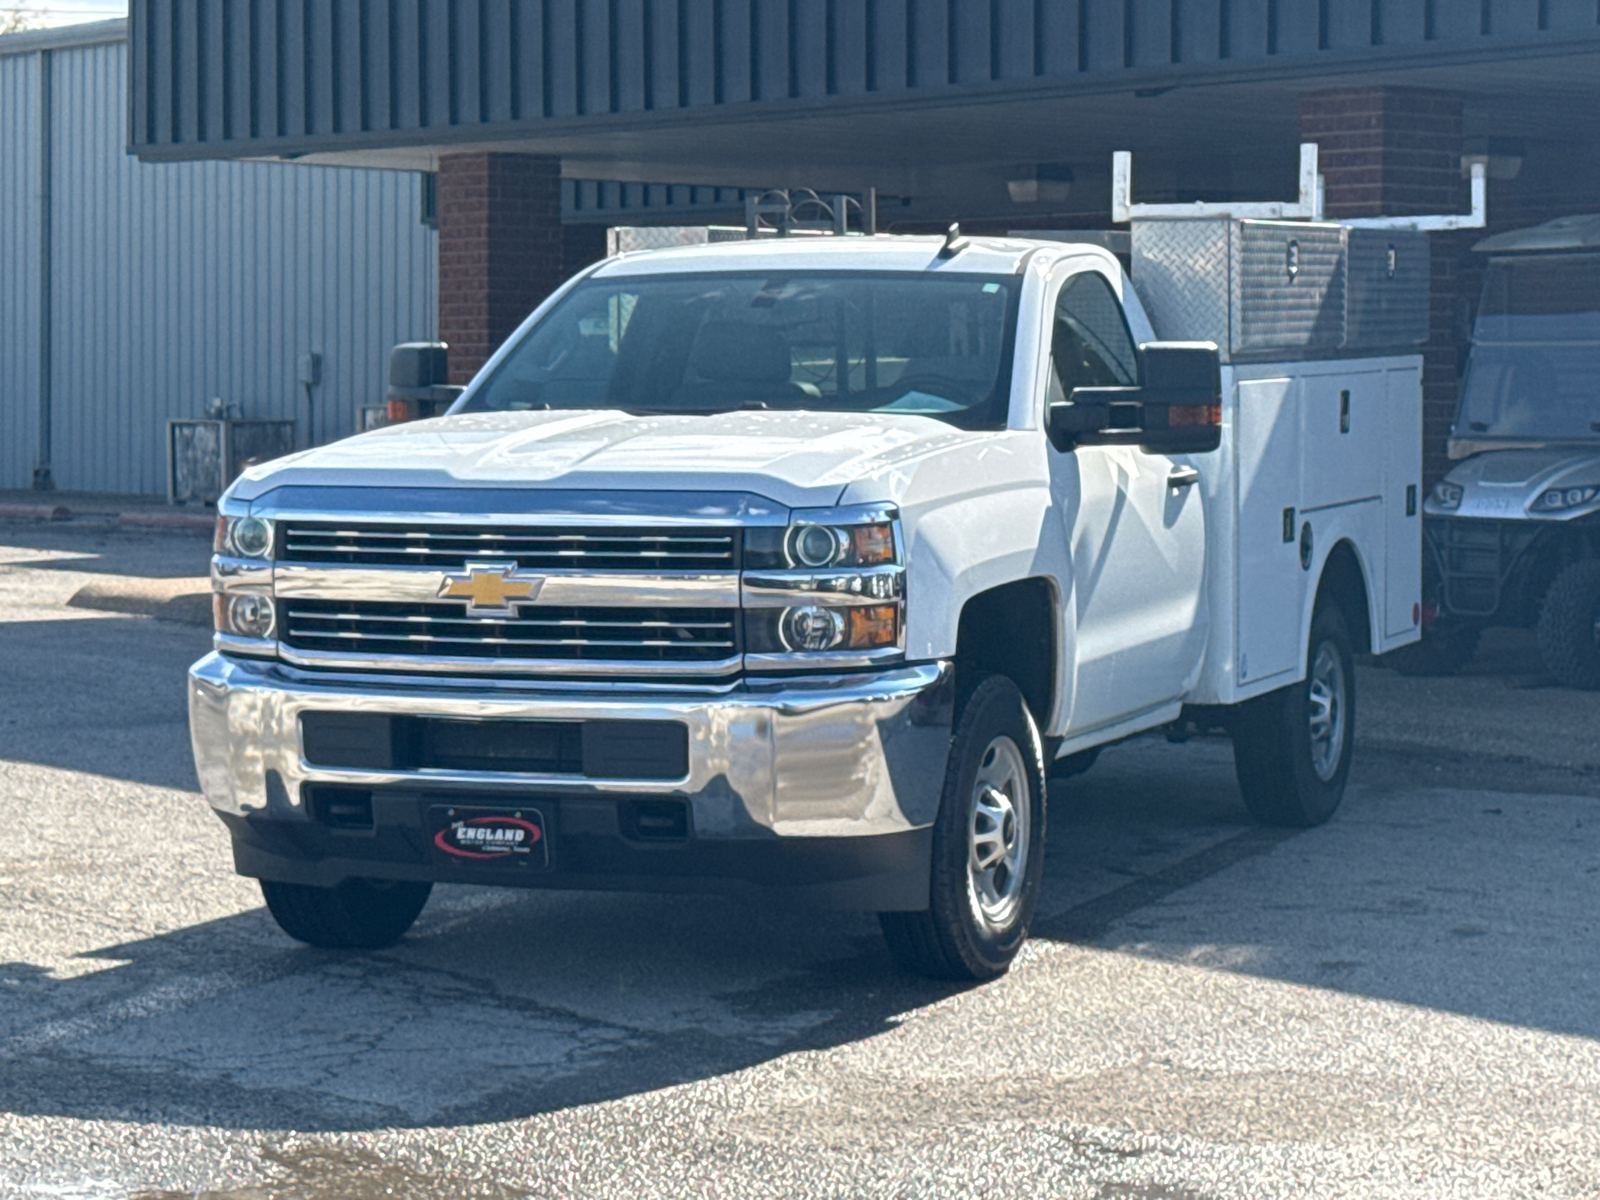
[230,409,977,512]
[1431,447,1600,520]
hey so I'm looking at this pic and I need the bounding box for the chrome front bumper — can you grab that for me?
[187,654,954,906]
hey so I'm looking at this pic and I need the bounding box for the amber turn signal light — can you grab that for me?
[848,604,900,649]
[850,523,897,566]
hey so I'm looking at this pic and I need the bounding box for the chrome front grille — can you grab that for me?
[280,523,738,571]
[281,600,739,664]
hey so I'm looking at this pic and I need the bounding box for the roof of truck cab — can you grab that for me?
[589,234,1113,279]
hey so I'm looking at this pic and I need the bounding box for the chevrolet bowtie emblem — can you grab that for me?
[437,562,545,616]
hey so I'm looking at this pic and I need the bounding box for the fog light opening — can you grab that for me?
[782,605,846,652]
[225,592,276,639]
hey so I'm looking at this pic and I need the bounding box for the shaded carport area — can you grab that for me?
[126,1,1600,484]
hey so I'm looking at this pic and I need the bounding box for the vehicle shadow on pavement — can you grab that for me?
[0,891,972,1132]
[0,740,1251,1134]
[4,728,1597,1135]
[1040,735,1600,1047]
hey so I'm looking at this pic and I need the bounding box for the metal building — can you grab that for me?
[0,20,439,497]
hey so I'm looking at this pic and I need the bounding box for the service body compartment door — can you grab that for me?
[1301,369,1384,511]
[1384,364,1424,639]
[1235,376,1305,687]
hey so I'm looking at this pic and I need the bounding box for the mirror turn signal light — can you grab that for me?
[1168,404,1222,427]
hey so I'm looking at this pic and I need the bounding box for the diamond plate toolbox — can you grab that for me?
[1343,229,1430,351]
[1128,219,1233,352]
[1130,219,1428,361]
[1234,221,1345,358]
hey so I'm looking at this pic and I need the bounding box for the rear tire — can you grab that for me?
[1535,560,1600,691]
[880,675,1047,981]
[1232,604,1356,828]
[260,878,432,949]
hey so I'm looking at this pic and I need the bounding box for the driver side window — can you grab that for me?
[1049,272,1139,403]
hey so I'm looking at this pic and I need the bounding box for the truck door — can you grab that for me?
[1045,270,1209,734]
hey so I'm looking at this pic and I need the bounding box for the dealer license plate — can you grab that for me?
[427,805,550,870]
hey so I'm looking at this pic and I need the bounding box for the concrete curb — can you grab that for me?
[117,509,215,533]
[0,503,72,521]
[67,578,213,626]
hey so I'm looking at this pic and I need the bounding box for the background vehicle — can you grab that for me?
[190,215,1423,980]
[1407,215,1600,687]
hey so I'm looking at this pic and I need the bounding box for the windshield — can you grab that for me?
[1457,254,1600,441]
[462,270,1023,430]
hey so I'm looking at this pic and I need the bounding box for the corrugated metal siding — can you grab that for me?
[0,50,42,489]
[1,36,437,495]
[130,0,1600,160]
[563,179,755,222]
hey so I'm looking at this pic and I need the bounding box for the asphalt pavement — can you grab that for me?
[2,522,1598,1199]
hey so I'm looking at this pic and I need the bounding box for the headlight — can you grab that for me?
[790,525,850,568]
[215,591,276,639]
[1530,485,1598,512]
[743,506,904,660]
[1432,481,1463,510]
[746,512,898,570]
[215,515,275,558]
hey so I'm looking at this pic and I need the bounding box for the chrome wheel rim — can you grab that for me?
[967,736,1031,930]
[1307,641,1347,782]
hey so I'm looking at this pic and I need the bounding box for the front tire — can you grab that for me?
[1535,560,1600,690]
[1232,604,1356,827]
[880,676,1048,981]
[260,878,432,949]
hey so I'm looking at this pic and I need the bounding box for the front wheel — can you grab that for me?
[260,878,432,949]
[1535,560,1600,690]
[1231,604,1356,827]
[879,675,1048,981]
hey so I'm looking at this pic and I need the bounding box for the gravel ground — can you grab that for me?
[1,523,1598,1199]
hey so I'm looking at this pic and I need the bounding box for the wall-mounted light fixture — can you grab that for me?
[1007,163,1074,205]
[1462,137,1524,182]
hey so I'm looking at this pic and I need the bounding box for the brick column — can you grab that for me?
[437,153,566,385]
[1300,87,1467,486]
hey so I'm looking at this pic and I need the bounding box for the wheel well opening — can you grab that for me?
[955,579,1056,727]
[1317,541,1372,654]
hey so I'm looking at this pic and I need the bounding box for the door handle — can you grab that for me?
[1167,466,1201,489]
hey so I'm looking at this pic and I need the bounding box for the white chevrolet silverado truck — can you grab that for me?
[191,222,1424,979]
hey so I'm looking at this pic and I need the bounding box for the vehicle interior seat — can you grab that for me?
[670,321,807,409]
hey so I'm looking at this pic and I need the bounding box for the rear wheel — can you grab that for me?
[1536,560,1600,690]
[260,878,432,949]
[1231,604,1356,827]
[880,676,1047,981]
